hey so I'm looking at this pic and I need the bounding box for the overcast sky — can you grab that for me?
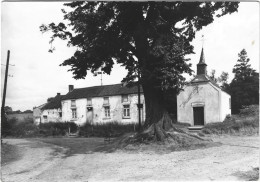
[1,2,259,111]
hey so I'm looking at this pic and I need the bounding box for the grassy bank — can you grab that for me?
[201,105,259,135]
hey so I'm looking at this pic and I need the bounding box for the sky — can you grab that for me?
[1,2,259,111]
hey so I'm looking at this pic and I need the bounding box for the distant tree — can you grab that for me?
[218,71,229,90]
[209,69,229,90]
[228,49,259,113]
[4,106,12,114]
[23,110,33,113]
[40,2,239,141]
[209,69,218,82]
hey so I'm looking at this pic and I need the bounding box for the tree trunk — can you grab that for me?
[142,81,166,127]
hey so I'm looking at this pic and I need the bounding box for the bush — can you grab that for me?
[201,115,259,135]
[3,118,39,137]
[79,121,136,137]
[2,117,79,137]
[39,122,78,136]
[239,105,259,116]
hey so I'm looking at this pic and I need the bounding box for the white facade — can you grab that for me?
[41,108,62,123]
[177,82,231,126]
[61,94,145,126]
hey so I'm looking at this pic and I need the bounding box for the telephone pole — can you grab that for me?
[2,50,10,110]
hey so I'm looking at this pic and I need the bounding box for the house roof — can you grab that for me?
[62,83,143,100]
[42,94,64,110]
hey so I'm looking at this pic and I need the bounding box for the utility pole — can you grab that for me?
[2,50,10,111]
[94,71,103,86]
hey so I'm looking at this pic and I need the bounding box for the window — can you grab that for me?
[123,105,130,118]
[104,106,110,118]
[87,98,92,106]
[72,108,77,119]
[122,95,128,103]
[59,112,62,118]
[229,98,231,109]
[71,100,76,107]
[103,97,109,105]
[43,115,47,122]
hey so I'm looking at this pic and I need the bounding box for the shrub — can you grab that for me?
[39,122,78,136]
[79,121,136,137]
[4,118,39,137]
[239,105,259,116]
[201,115,259,135]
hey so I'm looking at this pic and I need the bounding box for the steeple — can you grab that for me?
[197,48,207,75]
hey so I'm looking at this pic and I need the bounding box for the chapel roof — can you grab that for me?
[42,94,64,110]
[190,74,221,89]
[62,83,143,100]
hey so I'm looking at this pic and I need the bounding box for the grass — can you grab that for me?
[233,167,259,181]
[1,142,21,165]
[201,105,259,135]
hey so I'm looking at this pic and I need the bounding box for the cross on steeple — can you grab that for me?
[201,35,206,48]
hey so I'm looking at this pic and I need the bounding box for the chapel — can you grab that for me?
[177,48,231,126]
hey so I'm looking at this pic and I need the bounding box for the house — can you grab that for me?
[40,93,64,123]
[177,48,231,126]
[61,84,145,126]
[33,103,46,124]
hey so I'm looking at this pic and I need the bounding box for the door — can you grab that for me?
[86,107,93,124]
[193,107,204,125]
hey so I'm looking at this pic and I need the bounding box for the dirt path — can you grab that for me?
[1,136,259,181]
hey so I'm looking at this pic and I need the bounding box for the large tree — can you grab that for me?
[228,49,259,114]
[41,2,239,140]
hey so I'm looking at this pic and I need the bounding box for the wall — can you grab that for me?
[33,107,42,124]
[177,82,221,125]
[41,108,61,123]
[220,91,231,121]
[62,94,145,126]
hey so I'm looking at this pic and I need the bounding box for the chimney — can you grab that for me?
[57,93,61,96]
[69,85,74,92]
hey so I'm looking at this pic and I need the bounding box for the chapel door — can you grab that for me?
[193,107,204,125]
[86,107,93,124]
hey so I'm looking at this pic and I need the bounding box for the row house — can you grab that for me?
[33,93,64,124]
[61,84,145,126]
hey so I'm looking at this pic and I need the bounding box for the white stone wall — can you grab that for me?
[220,91,231,121]
[177,82,223,125]
[62,94,145,126]
[41,109,61,123]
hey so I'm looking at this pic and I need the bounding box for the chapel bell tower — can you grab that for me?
[197,48,207,75]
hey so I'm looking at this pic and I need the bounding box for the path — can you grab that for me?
[1,136,259,181]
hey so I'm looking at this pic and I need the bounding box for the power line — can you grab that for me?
[1,63,15,66]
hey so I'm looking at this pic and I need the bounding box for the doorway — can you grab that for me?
[86,107,93,124]
[193,107,204,126]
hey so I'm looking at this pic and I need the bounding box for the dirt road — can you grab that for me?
[1,136,259,181]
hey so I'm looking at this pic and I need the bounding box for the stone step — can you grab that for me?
[188,126,204,132]
[67,132,79,137]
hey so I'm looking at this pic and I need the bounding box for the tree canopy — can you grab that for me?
[40,2,239,126]
[227,49,259,113]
